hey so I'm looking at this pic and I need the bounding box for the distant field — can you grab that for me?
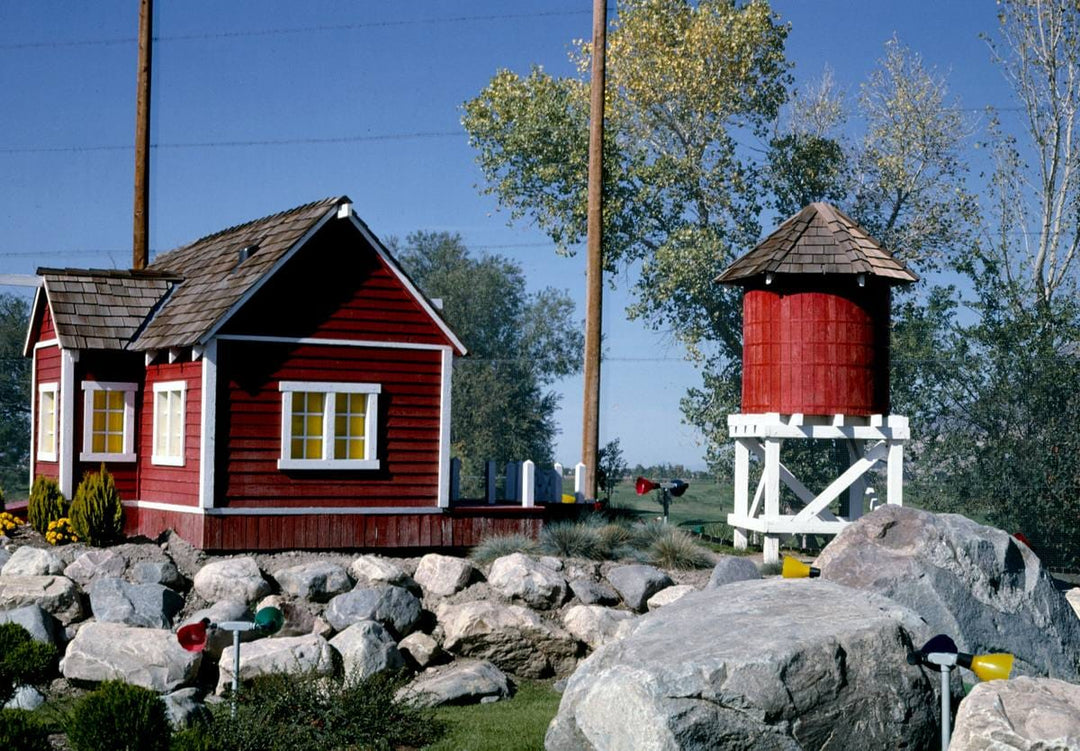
[607,477,733,530]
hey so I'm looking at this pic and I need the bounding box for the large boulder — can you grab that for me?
[950,676,1080,751]
[605,565,673,612]
[217,634,335,694]
[569,578,619,606]
[0,604,61,645]
[61,622,201,692]
[129,560,183,589]
[646,585,695,611]
[193,557,270,604]
[437,600,578,678]
[545,579,935,751]
[328,620,404,679]
[0,575,84,624]
[349,555,416,591]
[398,632,443,669]
[2,546,64,577]
[64,549,127,587]
[562,606,637,651]
[272,561,352,602]
[488,553,568,610]
[89,577,184,629]
[706,556,761,589]
[817,505,1080,681]
[325,585,422,638]
[398,660,511,707]
[1066,588,1080,620]
[414,554,475,597]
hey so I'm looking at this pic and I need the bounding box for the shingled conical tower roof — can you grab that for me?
[716,202,917,285]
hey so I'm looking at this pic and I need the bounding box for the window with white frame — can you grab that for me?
[278,381,380,469]
[37,383,58,462]
[81,381,137,462]
[152,381,186,466]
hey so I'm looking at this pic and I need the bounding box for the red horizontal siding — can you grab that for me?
[37,303,57,343]
[216,340,443,508]
[137,360,202,506]
[219,219,456,349]
[32,343,62,482]
[73,350,145,499]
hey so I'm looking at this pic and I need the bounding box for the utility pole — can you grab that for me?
[581,0,607,502]
[132,0,153,270]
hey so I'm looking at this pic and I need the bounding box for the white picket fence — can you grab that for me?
[449,459,589,507]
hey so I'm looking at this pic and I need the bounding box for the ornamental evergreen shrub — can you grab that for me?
[66,680,170,751]
[469,533,540,563]
[0,708,51,751]
[0,622,58,707]
[27,475,67,535]
[69,464,123,546]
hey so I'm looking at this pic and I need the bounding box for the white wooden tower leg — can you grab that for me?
[762,438,781,564]
[732,439,749,550]
[887,440,904,505]
[846,439,866,521]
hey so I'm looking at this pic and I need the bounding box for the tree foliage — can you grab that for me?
[393,232,582,493]
[0,294,31,495]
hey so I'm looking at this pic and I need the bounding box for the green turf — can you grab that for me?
[607,477,733,530]
[424,681,562,751]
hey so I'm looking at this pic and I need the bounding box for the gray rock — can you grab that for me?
[562,605,637,651]
[349,555,417,592]
[89,577,184,629]
[646,584,695,611]
[546,580,935,751]
[325,585,422,638]
[217,634,334,694]
[569,578,620,606]
[0,575,84,624]
[130,560,183,589]
[540,556,564,571]
[64,549,127,587]
[272,561,352,602]
[329,620,405,679]
[193,557,270,604]
[706,556,762,589]
[0,549,10,570]
[817,505,1080,681]
[5,685,45,711]
[437,600,578,678]
[951,676,1080,751]
[0,604,60,645]
[488,553,568,610]
[398,660,511,708]
[2,546,64,577]
[398,632,443,669]
[1067,588,1080,620]
[605,565,673,612]
[161,687,206,730]
[61,622,202,692]
[414,553,475,597]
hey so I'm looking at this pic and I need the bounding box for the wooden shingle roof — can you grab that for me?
[134,196,345,350]
[716,202,917,285]
[37,268,181,351]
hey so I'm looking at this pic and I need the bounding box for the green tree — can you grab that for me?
[393,232,582,495]
[0,294,31,496]
[596,438,628,503]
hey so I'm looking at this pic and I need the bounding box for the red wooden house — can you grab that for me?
[23,197,549,550]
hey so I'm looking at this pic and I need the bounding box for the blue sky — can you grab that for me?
[0,1,1015,470]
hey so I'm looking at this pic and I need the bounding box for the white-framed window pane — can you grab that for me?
[279,381,379,469]
[37,384,58,460]
[81,381,137,463]
[151,382,186,466]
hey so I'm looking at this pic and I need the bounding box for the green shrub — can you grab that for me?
[27,475,67,535]
[539,521,603,559]
[67,680,170,751]
[470,533,540,564]
[0,623,57,706]
[0,708,51,751]
[630,519,669,549]
[69,464,124,546]
[648,527,715,570]
[176,670,442,751]
[594,522,635,558]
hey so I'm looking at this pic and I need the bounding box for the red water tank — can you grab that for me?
[717,203,916,417]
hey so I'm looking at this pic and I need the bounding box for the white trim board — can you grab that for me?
[124,500,443,516]
[199,340,217,509]
[217,334,452,352]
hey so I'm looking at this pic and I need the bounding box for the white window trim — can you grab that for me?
[80,381,137,463]
[151,380,187,467]
[278,381,381,470]
[37,382,59,462]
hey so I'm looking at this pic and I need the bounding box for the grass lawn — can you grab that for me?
[425,681,562,751]
[607,477,733,531]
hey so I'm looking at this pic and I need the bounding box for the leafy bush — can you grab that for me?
[539,521,603,560]
[69,464,123,546]
[175,669,442,751]
[45,517,78,545]
[0,708,51,751]
[67,680,170,751]
[0,623,57,706]
[470,533,540,564]
[27,475,67,535]
[648,527,715,570]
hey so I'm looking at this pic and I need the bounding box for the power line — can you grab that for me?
[0,9,596,51]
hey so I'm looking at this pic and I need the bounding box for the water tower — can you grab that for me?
[716,202,916,563]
